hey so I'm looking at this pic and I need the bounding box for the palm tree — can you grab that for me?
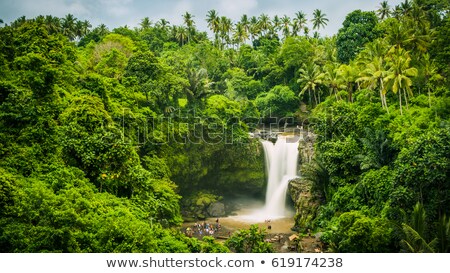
[249,16,260,43]
[311,9,328,31]
[140,17,152,30]
[175,26,188,46]
[61,14,77,40]
[303,26,310,37]
[182,12,195,43]
[356,128,394,170]
[232,22,249,47]
[35,15,45,25]
[12,16,27,28]
[75,20,84,39]
[272,15,281,34]
[186,67,214,103]
[404,25,432,54]
[297,63,324,106]
[377,1,391,20]
[339,63,359,103]
[294,11,307,35]
[392,5,403,19]
[258,14,271,36]
[420,53,442,107]
[383,47,418,115]
[97,24,109,36]
[156,19,170,30]
[206,10,220,45]
[302,157,332,202]
[82,20,92,36]
[357,39,389,64]
[281,15,291,39]
[401,202,437,253]
[399,0,413,16]
[357,57,389,111]
[44,15,61,34]
[323,63,345,100]
[385,20,410,50]
[219,16,232,48]
[240,14,250,34]
[410,3,428,29]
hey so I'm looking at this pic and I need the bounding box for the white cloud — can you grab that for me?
[98,0,133,17]
[218,0,258,18]
[0,0,409,36]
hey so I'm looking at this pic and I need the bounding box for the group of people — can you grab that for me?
[185,219,222,238]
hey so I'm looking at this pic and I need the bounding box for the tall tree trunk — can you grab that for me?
[380,78,389,114]
[308,89,312,106]
[404,89,409,110]
[313,88,318,106]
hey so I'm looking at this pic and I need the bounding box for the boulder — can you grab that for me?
[207,202,226,217]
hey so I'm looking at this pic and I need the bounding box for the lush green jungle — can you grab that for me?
[0,0,449,253]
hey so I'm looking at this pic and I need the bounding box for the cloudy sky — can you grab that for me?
[0,0,405,37]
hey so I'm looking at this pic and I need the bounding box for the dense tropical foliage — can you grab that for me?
[0,0,449,253]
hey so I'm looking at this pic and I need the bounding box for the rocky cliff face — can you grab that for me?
[288,177,319,232]
[288,130,319,232]
[297,130,316,165]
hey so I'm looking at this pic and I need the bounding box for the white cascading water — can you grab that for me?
[261,135,300,219]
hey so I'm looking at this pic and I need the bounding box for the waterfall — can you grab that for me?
[261,135,299,219]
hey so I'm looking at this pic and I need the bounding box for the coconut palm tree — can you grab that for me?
[206,9,220,45]
[219,16,232,48]
[12,16,26,28]
[420,53,442,107]
[35,15,45,24]
[175,26,188,46]
[182,12,195,43]
[44,15,61,34]
[156,19,170,30]
[311,9,328,31]
[399,0,413,16]
[249,16,260,42]
[272,15,281,34]
[97,24,109,36]
[357,57,389,111]
[82,20,92,36]
[61,14,77,40]
[75,20,84,38]
[294,11,307,34]
[291,22,299,36]
[281,15,291,39]
[186,67,215,102]
[297,63,324,106]
[377,1,391,20]
[339,63,360,103]
[258,14,271,36]
[323,63,346,100]
[240,14,250,34]
[303,26,310,37]
[233,22,249,47]
[383,47,418,115]
[140,17,152,30]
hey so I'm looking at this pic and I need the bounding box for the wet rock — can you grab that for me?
[207,202,226,217]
